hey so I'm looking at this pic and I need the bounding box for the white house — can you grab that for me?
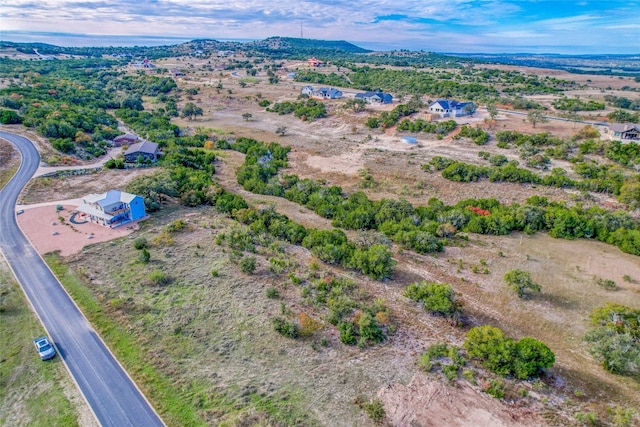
[428,99,476,117]
[300,86,343,99]
[355,91,393,104]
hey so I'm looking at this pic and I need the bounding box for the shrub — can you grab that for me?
[298,312,322,337]
[418,353,433,372]
[272,317,299,338]
[338,322,358,345]
[464,325,554,378]
[239,255,257,275]
[147,270,170,286]
[357,312,385,344]
[404,281,462,318]
[362,399,385,423]
[513,337,556,379]
[584,303,640,378]
[133,237,148,250]
[596,277,618,291]
[265,287,280,299]
[165,219,188,232]
[504,269,541,298]
[138,248,150,264]
[485,379,505,399]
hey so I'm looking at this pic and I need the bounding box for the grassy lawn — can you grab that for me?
[0,269,80,427]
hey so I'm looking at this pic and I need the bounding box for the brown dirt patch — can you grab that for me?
[16,205,140,257]
[19,168,159,205]
[379,374,542,427]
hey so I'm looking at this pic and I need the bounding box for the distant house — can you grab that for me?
[300,86,343,99]
[113,134,139,147]
[301,85,315,96]
[428,99,476,117]
[307,57,325,67]
[123,141,161,163]
[355,91,393,104]
[131,58,155,69]
[316,87,342,99]
[607,123,640,141]
[76,190,146,228]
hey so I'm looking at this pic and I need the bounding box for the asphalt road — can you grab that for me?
[0,131,165,427]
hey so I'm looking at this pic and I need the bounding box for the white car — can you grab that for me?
[33,336,56,361]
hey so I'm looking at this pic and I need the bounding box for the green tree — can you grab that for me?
[121,94,144,111]
[239,255,257,274]
[404,281,461,318]
[618,181,640,209]
[349,244,395,280]
[463,103,477,116]
[527,110,547,128]
[138,248,151,264]
[242,112,252,121]
[504,269,541,298]
[464,325,516,376]
[0,109,22,124]
[486,103,498,120]
[513,337,555,379]
[181,102,204,120]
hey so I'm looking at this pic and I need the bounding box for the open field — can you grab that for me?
[4,51,640,426]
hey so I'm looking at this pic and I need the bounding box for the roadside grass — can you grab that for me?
[44,217,319,426]
[0,269,79,427]
[0,140,19,189]
[44,252,207,427]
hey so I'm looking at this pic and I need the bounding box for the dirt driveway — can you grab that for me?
[16,204,139,257]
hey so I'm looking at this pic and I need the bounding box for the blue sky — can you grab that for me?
[1,0,639,53]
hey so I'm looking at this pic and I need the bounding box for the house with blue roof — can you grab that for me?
[355,91,393,104]
[428,99,476,117]
[76,190,146,228]
[300,86,343,99]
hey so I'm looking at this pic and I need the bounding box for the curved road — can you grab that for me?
[0,131,165,427]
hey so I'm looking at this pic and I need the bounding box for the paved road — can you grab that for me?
[0,131,165,427]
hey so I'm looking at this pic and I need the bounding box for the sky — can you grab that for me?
[1,0,639,54]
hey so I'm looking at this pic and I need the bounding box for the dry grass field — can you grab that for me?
[6,53,640,426]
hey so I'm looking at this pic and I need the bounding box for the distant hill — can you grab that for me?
[457,53,640,76]
[247,37,371,55]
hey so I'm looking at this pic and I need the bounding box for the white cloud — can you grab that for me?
[0,0,637,53]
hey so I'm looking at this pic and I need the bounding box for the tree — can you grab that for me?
[349,244,395,280]
[404,281,461,318]
[463,103,477,116]
[344,98,367,113]
[275,126,287,136]
[181,102,203,120]
[504,269,541,298]
[527,110,547,128]
[464,325,516,376]
[486,103,498,120]
[121,94,144,111]
[242,112,252,121]
[618,181,640,209]
[0,109,21,124]
[513,337,555,379]
[562,111,581,128]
